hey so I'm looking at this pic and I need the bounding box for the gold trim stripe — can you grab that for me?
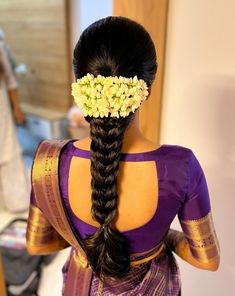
[181,212,215,237]
[97,279,104,296]
[32,140,85,253]
[31,140,93,296]
[131,244,165,266]
[191,245,219,263]
[72,243,165,270]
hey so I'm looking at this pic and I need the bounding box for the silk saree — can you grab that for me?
[26,140,219,295]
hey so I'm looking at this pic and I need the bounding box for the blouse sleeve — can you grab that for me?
[0,41,18,90]
[26,189,69,250]
[178,151,220,263]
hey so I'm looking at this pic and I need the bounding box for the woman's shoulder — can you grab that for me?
[33,139,73,160]
[36,139,72,148]
[163,143,192,153]
[160,143,193,164]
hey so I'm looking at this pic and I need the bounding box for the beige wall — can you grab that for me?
[70,0,112,51]
[113,0,168,143]
[161,0,235,295]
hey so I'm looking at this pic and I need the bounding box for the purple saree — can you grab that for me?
[26,140,219,295]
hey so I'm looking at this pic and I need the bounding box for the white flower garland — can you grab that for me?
[71,74,149,118]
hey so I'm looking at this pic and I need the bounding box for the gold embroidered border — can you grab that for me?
[97,279,104,296]
[32,140,86,253]
[27,205,55,245]
[31,140,93,296]
[180,212,220,263]
[190,244,219,262]
[181,212,215,237]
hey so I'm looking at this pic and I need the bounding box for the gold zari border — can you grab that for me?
[27,204,68,247]
[180,212,220,263]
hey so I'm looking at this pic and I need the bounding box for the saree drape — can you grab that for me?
[26,140,181,295]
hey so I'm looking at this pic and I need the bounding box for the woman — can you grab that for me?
[0,38,29,212]
[26,17,220,295]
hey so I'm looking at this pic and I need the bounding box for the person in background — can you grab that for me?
[26,17,220,295]
[67,105,90,139]
[0,35,29,212]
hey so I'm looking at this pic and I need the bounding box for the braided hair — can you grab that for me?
[73,16,157,279]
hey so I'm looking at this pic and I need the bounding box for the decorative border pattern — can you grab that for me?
[180,212,220,262]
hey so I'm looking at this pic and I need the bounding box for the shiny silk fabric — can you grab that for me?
[27,140,93,296]
[26,140,219,295]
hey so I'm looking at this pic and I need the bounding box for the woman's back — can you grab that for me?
[59,138,193,254]
[69,137,160,232]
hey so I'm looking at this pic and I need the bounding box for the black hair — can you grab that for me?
[73,16,157,279]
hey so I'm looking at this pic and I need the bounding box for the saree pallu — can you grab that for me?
[27,140,181,296]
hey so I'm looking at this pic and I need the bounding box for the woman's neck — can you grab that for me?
[121,110,146,151]
[78,110,157,152]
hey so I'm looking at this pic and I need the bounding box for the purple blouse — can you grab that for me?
[59,142,211,253]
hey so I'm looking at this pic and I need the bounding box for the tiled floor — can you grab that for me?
[0,126,69,296]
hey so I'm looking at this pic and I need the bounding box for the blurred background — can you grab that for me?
[0,0,234,295]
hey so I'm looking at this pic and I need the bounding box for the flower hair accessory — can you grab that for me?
[71,74,149,118]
